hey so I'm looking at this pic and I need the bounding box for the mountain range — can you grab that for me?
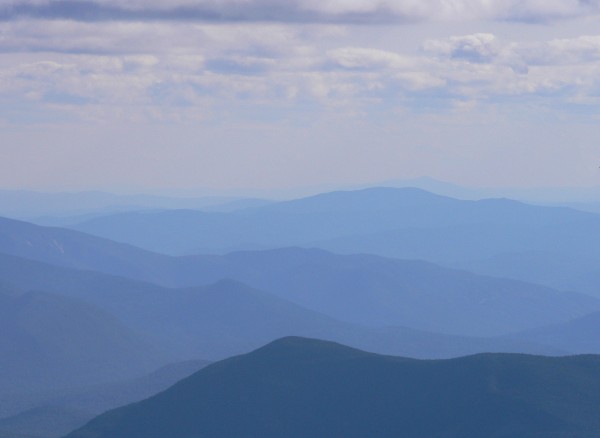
[69,187,596,255]
[0,189,272,219]
[3,187,600,437]
[61,187,600,295]
[68,337,600,438]
[0,251,570,363]
[1,218,596,337]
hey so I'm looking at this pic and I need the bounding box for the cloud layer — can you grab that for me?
[1,0,599,23]
[2,16,600,127]
[1,1,600,192]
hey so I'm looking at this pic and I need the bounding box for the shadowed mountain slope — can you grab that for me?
[0,284,165,395]
[0,360,211,438]
[0,216,178,282]
[68,337,600,438]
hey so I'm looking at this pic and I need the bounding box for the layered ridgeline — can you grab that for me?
[0,252,569,363]
[65,187,600,292]
[3,208,600,436]
[68,337,600,438]
[0,189,271,219]
[69,186,597,255]
[0,219,596,337]
[0,240,600,341]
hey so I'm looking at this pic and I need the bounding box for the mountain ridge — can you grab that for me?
[66,337,600,438]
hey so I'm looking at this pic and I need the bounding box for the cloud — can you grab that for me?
[0,0,408,24]
[494,0,600,22]
[3,17,600,127]
[0,0,598,24]
[327,47,413,70]
[423,34,500,63]
[426,32,600,70]
[523,36,600,65]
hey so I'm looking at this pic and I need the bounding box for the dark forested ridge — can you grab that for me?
[68,337,600,438]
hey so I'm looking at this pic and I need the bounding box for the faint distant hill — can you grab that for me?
[67,187,525,254]
[0,189,269,219]
[62,187,600,292]
[381,176,600,204]
[9,187,600,295]
[67,186,600,255]
[67,337,600,438]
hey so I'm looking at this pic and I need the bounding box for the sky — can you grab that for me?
[2,0,600,194]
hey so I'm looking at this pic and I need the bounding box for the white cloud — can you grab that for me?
[523,35,600,65]
[2,16,600,127]
[423,33,500,62]
[327,47,413,69]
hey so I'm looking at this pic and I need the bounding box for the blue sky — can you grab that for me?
[1,0,600,194]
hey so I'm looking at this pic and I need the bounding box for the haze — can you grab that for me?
[5,4,600,436]
[2,0,600,193]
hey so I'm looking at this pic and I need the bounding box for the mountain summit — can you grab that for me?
[68,337,600,437]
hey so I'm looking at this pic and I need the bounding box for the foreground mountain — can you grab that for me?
[68,337,600,438]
